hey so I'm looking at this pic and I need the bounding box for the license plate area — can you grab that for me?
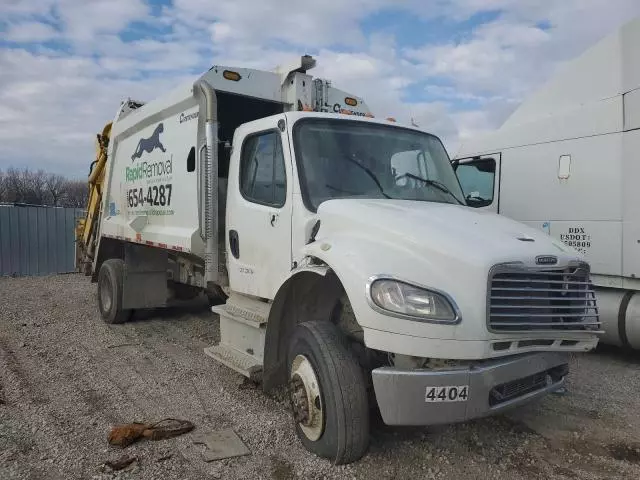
[425,385,469,402]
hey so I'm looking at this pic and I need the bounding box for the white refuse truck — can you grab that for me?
[453,17,640,350]
[89,55,600,464]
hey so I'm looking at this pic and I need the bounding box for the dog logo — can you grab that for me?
[131,123,166,161]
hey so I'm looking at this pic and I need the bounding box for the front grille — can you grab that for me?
[488,263,600,332]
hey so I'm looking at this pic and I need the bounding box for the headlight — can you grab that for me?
[368,278,459,323]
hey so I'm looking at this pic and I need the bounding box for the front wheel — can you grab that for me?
[287,321,369,464]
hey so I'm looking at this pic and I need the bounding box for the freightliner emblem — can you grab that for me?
[535,255,558,265]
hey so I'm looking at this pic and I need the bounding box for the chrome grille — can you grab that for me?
[488,263,600,332]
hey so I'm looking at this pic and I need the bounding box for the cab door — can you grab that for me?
[452,153,501,213]
[225,115,293,299]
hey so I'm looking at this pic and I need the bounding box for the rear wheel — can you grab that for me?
[97,259,132,324]
[287,321,369,464]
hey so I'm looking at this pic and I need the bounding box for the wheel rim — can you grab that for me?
[289,354,324,441]
[100,275,113,313]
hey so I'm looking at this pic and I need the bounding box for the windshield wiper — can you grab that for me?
[400,173,465,205]
[341,155,391,199]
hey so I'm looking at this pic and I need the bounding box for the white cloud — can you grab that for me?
[54,0,149,42]
[405,21,553,100]
[0,48,193,174]
[424,85,497,103]
[408,0,640,100]
[403,0,640,147]
[210,22,233,43]
[1,0,640,176]
[173,0,392,48]
[0,0,56,17]
[4,21,59,42]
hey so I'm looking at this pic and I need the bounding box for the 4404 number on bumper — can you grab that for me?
[425,385,469,402]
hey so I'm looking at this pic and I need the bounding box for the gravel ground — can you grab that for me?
[1,274,639,480]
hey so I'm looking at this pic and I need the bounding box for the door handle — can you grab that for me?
[270,213,278,227]
[229,230,240,259]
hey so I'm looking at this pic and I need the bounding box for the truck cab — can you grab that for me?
[87,55,600,465]
[453,17,640,351]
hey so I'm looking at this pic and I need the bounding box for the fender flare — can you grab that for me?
[262,263,344,391]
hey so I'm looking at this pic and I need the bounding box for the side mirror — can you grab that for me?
[475,159,495,173]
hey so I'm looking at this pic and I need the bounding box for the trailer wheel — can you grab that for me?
[287,321,369,464]
[98,259,132,324]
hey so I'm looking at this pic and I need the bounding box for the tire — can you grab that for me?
[287,321,369,465]
[97,259,132,324]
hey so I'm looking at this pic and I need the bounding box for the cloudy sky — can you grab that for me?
[1,0,639,178]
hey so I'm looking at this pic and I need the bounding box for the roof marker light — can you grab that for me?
[223,70,241,81]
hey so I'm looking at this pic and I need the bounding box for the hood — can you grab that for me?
[305,198,594,346]
[316,198,579,269]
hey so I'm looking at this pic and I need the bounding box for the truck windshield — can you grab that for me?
[293,118,466,211]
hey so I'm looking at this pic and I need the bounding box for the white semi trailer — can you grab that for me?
[454,17,640,350]
[90,55,600,464]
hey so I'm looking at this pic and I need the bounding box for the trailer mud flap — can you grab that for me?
[122,243,168,309]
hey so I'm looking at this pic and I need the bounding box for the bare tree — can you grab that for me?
[19,169,34,203]
[63,180,88,208]
[0,169,6,202]
[0,167,88,207]
[45,173,67,206]
[28,169,47,205]
[6,167,24,203]
[3,168,46,204]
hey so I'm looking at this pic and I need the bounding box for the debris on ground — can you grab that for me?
[108,423,147,448]
[193,428,250,462]
[102,455,138,471]
[108,419,195,448]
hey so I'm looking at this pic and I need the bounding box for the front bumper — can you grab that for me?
[371,352,568,426]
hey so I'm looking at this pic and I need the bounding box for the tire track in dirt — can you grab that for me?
[0,335,49,406]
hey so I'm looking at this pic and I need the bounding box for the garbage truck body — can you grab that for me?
[86,55,600,464]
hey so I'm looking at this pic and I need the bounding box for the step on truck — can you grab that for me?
[453,17,640,350]
[83,55,601,464]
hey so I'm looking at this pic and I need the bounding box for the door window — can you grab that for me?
[240,131,286,207]
[455,158,496,207]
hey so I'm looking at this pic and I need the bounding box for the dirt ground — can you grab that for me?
[1,274,639,480]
